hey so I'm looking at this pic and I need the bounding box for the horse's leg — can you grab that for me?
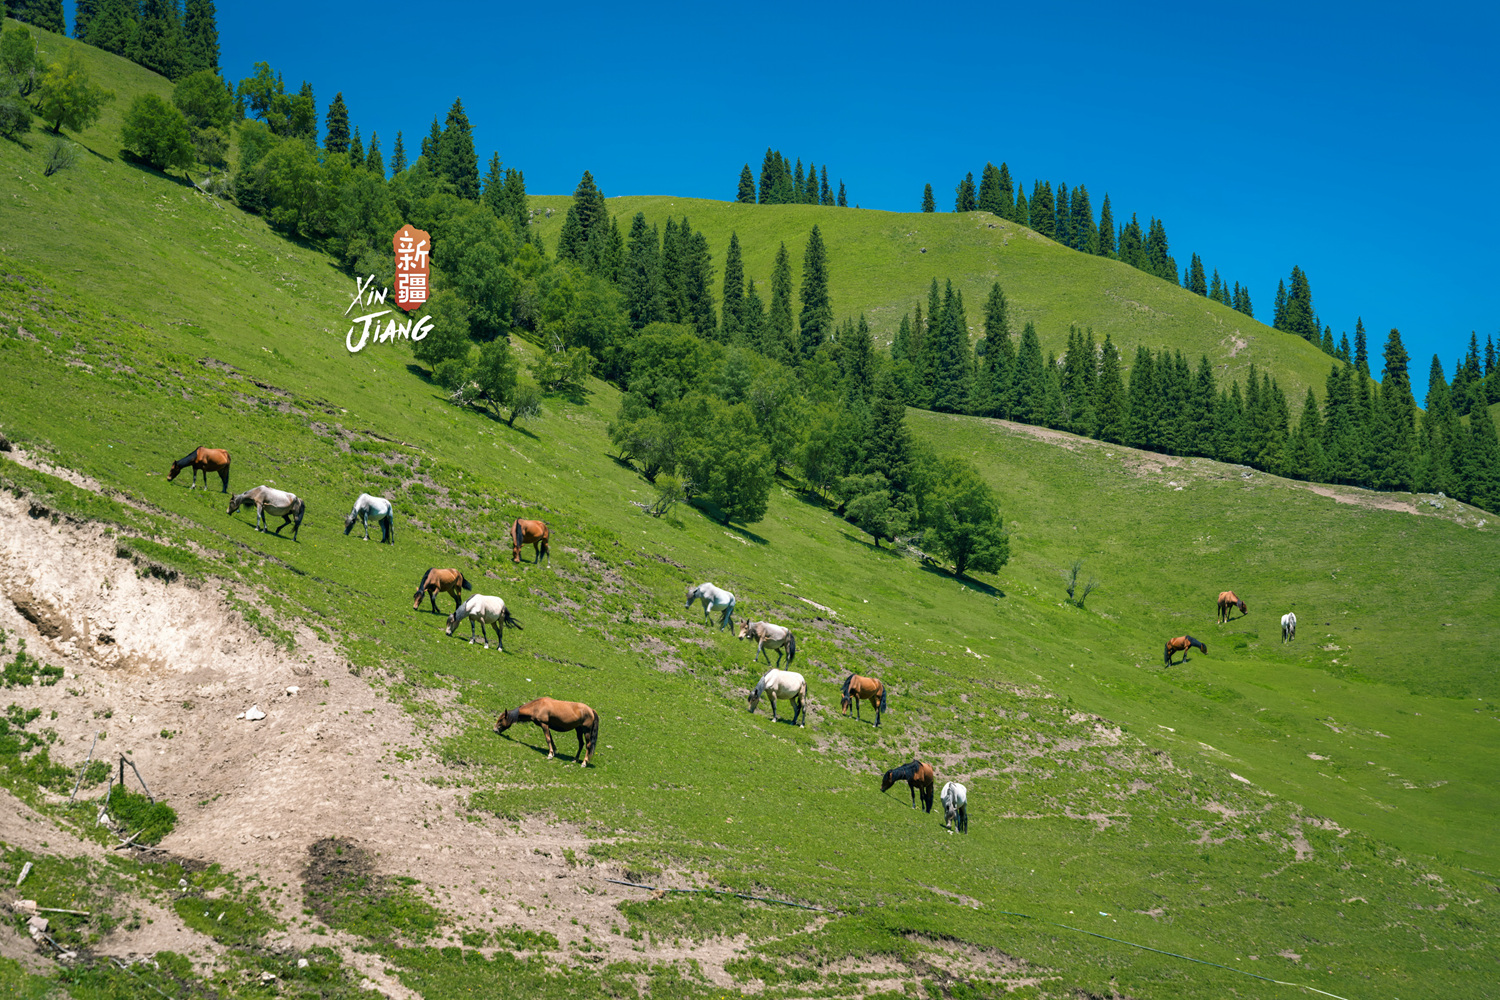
[219,466,229,493]
[540,723,556,759]
[575,728,586,763]
[496,621,505,653]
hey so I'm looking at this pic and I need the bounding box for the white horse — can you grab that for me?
[445,594,523,651]
[344,493,395,543]
[227,486,305,541]
[1281,611,1297,644]
[737,620,796,666]
[748,668,807,727]
[941,781,968,834]
[686,582,736,631]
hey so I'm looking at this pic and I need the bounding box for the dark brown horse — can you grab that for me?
[881,760,935,812]
[841,674,887,726]
[1217,591,1248,624]
[1164,635,1208,666]
[168,446,231,492]
[494,697,599,767]
[412,568,471,613]
[510,518,551,564]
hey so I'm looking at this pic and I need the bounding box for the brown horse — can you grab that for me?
[1217,591,1248,624]
[412,568,471,613]
[1164,635,1208,666]
[510,518,551,564]
[168,446,231,492]
[494,697,599,767]
[841,674,887,726]
[881,760,935,813]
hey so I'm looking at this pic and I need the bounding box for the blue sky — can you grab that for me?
[83,1,1500,397]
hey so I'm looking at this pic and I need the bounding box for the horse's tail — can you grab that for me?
[721,596,735,629]
[291,498,306,540]
[922,778,935,814]
[1164,641,1172,665]
[588,709,600,757]
[786,631,796,665]
[878,683,887,713]
[503,607,523,631]
[459,572,472,591]
[512,519,523,550]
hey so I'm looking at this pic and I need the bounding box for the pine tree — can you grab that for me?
[837,180,847,207]
[1460,382,1500,510]
[1187,253,1207,295]
[1281,266,1316,341]
[954,172,976,212]
[804,161,820,204]
[1096,194,1115,257]
[1118,214,1143,267]
[181,0,218,76]
[1321,364,1357,483]
[1070,184,1097,254]
[841,315,875,404]
[792,158,805,202]
[1370,328,1417,490]
[1094,335,1127,443]
[1208,269,1224,302]
[1289,388,1326,482]
[1320,325,1336,355]
[624,214,665,329]
[1144,218,1172,280]
[435,98,479,199]
[767,242,795,366]
[1013,185,1028,227]
[721,232,745,344]
[921,184,935,212]
[74,0,96,40]
[978,162,1004,216]
[1030,181,1054,238]
[1125,346,1155,449]
[1272,280,1288,329]
[1233,282,1254,318]
[928,281,971,413]
[363,131,383,177]
[820,166,832,206]
[1012,323,1047,425]
[1354,317,1369,376]
[84,0,136,53]
[1055,182,1072,248]
[684,228,716,338]
[798,225,832,360]
[1189,354,1218,456]
[657,218,687,322]
[737,164,755,203]
[16,0,65,33]
[344,126,363,166]
[979,282,1013,418]
[129,0,182,79]
[322,92,349,154]
[390,131,407,174]
[758,148,777,204]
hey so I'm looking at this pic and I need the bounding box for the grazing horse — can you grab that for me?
[1164,635,1208,666]
[748,668,807,727]
[412,568,471,613]
[509,519,551,564]
[737,620,796,667]
[227,486,305,541]
[167,446,231,492]
[686,582,736,631]
[941,781,968,834]
[1217,591,1248,624]
[494,697,599,767]
[881,760,936,813]
[1281,612,1297,644]
[840,674,887,727]
[344,493,395,543]
[445,594,523,651]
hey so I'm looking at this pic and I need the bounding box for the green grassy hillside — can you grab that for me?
[529,195,1342,405]
[1,24,1498,999]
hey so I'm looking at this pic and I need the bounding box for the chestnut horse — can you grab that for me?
[1217,591,1248,624]
[168,446,230,492]
[840,674,887,726]
[495,697,599,767]
[881,760,935,813]
[510,519,551,564]
[1164,635,1207,666]
[412,568,471,613]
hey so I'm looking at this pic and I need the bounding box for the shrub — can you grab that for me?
[42,135,78,176]
[120,93,193,171]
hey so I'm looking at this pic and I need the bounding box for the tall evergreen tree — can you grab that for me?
[364,131,384,177]
[1288,388,1327,482]
[1320,325,1336,355]
[322,92,350,154]
[954,172,976,212]
[1188,354,1218,456]
[624,214,665,329]
[792,158,805,202]
[921,183,935,212]
[1280,266,1316,341]
[1012,323,1047,424]
[1013,185,1028,227]
[1337,332,1351,364]
[1054,182,1072,248]
[1370,328,1416,490]
[84,0,136,54]
[757,148,777,204]
[1118,214,1143,267]
[181,0,218,75]
[1125,346,1155,449]
[1094,335,1128,443]
[1272,280,1288,329]
[979,282,1013,418]
[1460,382,1500,510]
[1187,253,1207,295]
[1096,194,1115,257]
[390,131,407,174]
[1354,317,1369,376]
[766,242,795,366]
[1143,217,1172,280]
[1322,363,1357,484]
[348,126,364,165]
[736,164,756,203]
[1029,180,1055,238]
[74,0,97,40]
[1070,184,1097,254]
[16,0,66,33]
[742,279,766,356]
[435,97,479,199]
[837,180,847,207]
[657,218,688,322]
[978,162,1005,216]
[820,166,832,206]
[721,232,746,344]
[129,0,182,79]
[684,227,716,338]
[928,281,971,413]
[798,225,833,359]
[1233,282,1254,318]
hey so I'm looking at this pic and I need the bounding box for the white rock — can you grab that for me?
[244,706,266,721]
[298,958,309,969]
[285,686,300,696]
[27,915,48,933]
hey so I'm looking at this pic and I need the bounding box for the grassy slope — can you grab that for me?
[528,195,1342,406]
[1,25,1498,999]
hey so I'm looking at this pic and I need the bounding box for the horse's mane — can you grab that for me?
[750,675,767,698]
[416,568,434,592]
[841,675,853,698]
[175,447,201,468]
[506,707,521,726]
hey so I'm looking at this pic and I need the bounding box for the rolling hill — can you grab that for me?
[1,20,1497,1000]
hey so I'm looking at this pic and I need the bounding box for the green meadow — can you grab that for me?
[1,20,1498,998]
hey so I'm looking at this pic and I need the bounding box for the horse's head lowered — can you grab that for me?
[343,512,358,535]
[736,621,752,640]
[444,610,460,636]
[746,685,761,714]
[684,584,697,608]
[226,492,248,515]
[493,708,521,735]
[880,769,897,793]
[167,448,197,481]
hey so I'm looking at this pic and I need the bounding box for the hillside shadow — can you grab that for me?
[918,561,1004,598]
[838,529,904,557]
[406,364,435,383]
[688,501,768,544]
[120,154,195,188]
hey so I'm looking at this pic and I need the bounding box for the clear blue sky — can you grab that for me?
[84,1,1500,398]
